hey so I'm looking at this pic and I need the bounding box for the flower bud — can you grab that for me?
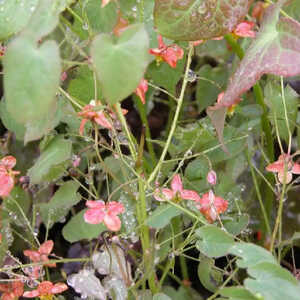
[207,170,217,185]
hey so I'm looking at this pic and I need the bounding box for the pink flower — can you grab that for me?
[266,153,300,184]
[84,200,125,232]
[60,71,67,82]
[23,281,68,298]
[0,280,24,300]
[233,21,256,38]
[23,240,56,268]
[154,174,200,202]
[135,78,148,104]
[77,100,128,135]
[0,156,20,197]
[149,35,184,68]
[207,170,217,186]
[195,190,228,223]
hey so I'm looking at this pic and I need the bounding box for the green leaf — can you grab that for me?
[0,0,38,40]
[265,82,298,143]
[245,262,300,300]
[39,181,81,229]
[0,97,63,143]
[208,0,300,144]
[2,187,31,227]
[68,65,102,104]
[219,287,258,300]
[198,256,223,292]
[23,0,73,41]
[196,65,228,113]
[27,136,72,184]
[0,100,25,140]
[4,37,60,124]
[229,243,277,268]
[91,24,149,104]
[146,53,186,94]
[195,225,235,258]
[85,0,118,34]
[0,219,13,265]
[223,214,249,236]
[62,210,106,243]
[153,293,172,300]
[146,204,181,229]
[154,0,250,41]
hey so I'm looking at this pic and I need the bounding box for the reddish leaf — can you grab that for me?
[207,0,300,147]
[154,0,250,41]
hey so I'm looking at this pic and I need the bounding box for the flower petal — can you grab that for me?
[104,214,121,231]
[1,156,16,169]
[84,208,105,224]
[266,161,284,173]
[23,290,40,298]
[94,112,113,129]
[171,174,183,193]
[181,190,200,201]
[79,118,89,135]
[292,163,300,174]
[0,173,14,197]
[154,188,174,201]
[23,250,41,262]
[39,240,54,255]
[51,283,68,294]
[106,201,125,215]
[86,200,105,209]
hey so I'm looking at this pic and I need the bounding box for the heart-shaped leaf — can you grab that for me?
[62,210,106,243]
[0,0,38,40]
[245,262,300,300]
[195,225,235,258]
[39,181,81,229]
[207,0,300,144]
[91,24,149,105]
[27,136,72,184]
[4,38,60,125]
[154,0,250,41]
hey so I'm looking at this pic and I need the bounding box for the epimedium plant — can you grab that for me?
[0,0,300,299]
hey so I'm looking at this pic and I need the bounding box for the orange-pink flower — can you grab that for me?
[149,35,184,68]
[195,190,228,223]
[233,21,256,38]
[154,174,200,202]
[84,200,125,231]
[266,153,300,184]
[77,100,127,135]
[135,78,148,104]
[23,281,68,299]
[23,240,56,268]
[0,280,24,300]
[0,156,20,198]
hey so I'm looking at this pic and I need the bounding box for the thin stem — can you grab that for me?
[207,268,239,300]
[135,97,157,165]
[59,87,83,109]
[115,103,137,161]
[247,150,271,235]
[280,76,292,154]
[270,174,287,254]
[147,46,194,185]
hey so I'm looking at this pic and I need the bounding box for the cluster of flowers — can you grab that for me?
[154,173,228,223]
[0,241,67,299]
